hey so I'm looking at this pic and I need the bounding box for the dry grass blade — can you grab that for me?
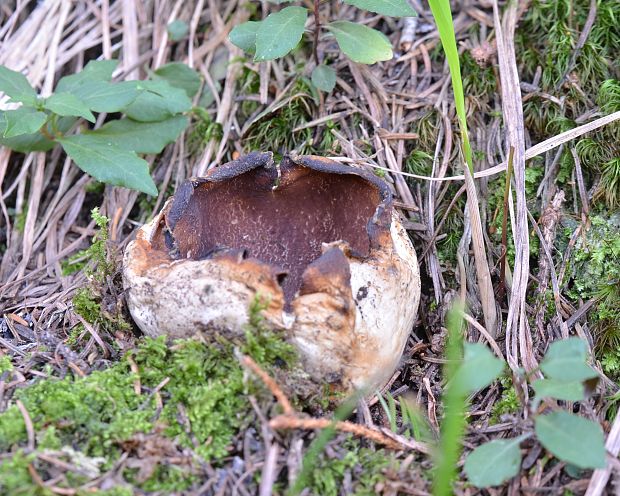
[585,410,620,495]
[492,0,536,372]
[361,110,620,183]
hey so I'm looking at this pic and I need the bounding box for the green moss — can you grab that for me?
[516,0,619,157]
[598,79,620,113]
[244,79,316,157]
[303,439,393,496]
[0,451,51,496]
[70,284,129,346]
[62,207,111,280]
[0,296,299,493]
[601,349,620,381]
[0,354,13,374]
[242,296,297,368]
[130,464,197,493]
[568,215,620,358]
[187,106,223,155]
[72,289,101,324]
[490,377,520,424]
[461,51,496,99]
[405,150,433,177]
[65,324,85,348]
[599,157,620,208]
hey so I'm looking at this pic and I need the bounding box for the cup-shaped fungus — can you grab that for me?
[123,152,420,393]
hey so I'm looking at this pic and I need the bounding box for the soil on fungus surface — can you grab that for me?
[0,0,619,495]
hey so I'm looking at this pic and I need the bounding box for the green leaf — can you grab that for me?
[343,0,416,17]
[311,65,337,92]
[535,411,606,469]
[0,66,37,105]
[326,21,392,64]
[56,60,119,93]
[254,7,307,61]
[451,343,504,395]
[123,80,191,122]
[1,107,47,138]
[0,131,55,152]
[87,116,189,154]
[153,63,201,98]
[532,379,585,401]
[229,21,261,53]
[167,19,189,41]
[58,134,157,196]
[44,92,95,123]
[0,116,75,152]
[72,81,142,113]
[540,338,599,382]
[464,437,524,487]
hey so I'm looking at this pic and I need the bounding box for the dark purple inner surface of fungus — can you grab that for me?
[168,161,382,302]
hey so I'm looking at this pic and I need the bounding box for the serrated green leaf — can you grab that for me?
[1,107,47,138]
[532,378,585,401]
[452,342,505,395]
[44,92,95,123]
[343,0,416,17]
[540,338,599,382]
[56,60,119,93]
[153,63,201,98]
[58,134,157,195]
[229,21,261,53]
[72,81,142,113]
[124,80,191,122]
[326,21,393,64]
[167,19,189,41]
[464,437,524,488]
[87,116,188,154]
[255,7,307,61]
[0,116,75,152]
[311,65,337,92]
[535,411,606,469]
[0,66,37,105]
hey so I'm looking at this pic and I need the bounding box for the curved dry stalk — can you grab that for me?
[492,0,537,373]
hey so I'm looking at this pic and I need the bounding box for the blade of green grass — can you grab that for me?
[427,0,471,172]
[428,0,497,337]
[432,304,467,496]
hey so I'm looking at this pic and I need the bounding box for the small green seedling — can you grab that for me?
[228,0,417,93]
[0,60,201,195]
[464,337,606,489]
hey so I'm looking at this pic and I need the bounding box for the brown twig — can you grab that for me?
[269,415,405,451]
[16,399,35,451]
[239,355,294,415]
[240,354,431,452]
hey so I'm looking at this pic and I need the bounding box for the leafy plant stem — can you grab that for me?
[39,121,55,141]
[50,113,61,137]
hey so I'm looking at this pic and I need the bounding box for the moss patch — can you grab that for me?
[303,438,394,496]
[0,299,297,493]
